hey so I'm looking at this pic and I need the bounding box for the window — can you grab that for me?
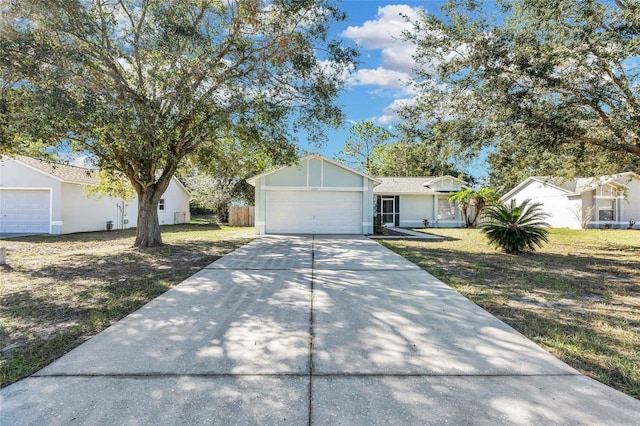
[598,199,614,221]
[438,198,455,220]
[159,199,165,211]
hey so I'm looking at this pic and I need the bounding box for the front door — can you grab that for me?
[382,197,395,226]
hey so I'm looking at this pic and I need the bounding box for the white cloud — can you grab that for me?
[376,97,414,125]
[341,5,420,50]
[340,5,422,91]
[349,67,408,89]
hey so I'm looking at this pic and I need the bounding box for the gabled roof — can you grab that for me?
[5,155,190,197]
[500,173,640,201]
[11,155,99,185]
[373,175,468,194]
[246,154,381,186]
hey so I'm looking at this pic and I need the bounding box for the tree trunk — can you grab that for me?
[134,186,165,247]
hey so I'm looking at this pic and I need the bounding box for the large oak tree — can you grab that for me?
[0,0,356,246]
[402,0,640,184]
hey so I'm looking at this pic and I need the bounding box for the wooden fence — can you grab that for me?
[228,205,255,227]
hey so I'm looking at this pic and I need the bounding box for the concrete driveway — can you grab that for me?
[1,235,639,424]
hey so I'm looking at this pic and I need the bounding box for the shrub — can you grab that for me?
[480,199,550,254]
[373,215,383,234]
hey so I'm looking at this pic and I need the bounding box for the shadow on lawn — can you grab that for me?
[487,303,640,399]
[382,241,640,399]
[390,244,640,295]
[0,222,225,245]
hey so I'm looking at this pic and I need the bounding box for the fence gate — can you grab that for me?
[228,205,255,227]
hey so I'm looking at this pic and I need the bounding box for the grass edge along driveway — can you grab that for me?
[380,228,640,401]
[0,221,254,387]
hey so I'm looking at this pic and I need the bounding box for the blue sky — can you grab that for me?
[300,1,489,178]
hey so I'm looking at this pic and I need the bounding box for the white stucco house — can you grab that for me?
[373,176,468,228]
[500,173,640,229]
[248,154,470,235]
[0,155,191,235]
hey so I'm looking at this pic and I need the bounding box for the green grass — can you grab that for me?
[381,228,640,400]
[0,220,254,387]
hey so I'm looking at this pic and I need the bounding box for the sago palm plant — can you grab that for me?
[480,199,550,254]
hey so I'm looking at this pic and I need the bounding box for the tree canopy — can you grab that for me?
[366,123,473,180]
[336,120,393,174]
[403,0,640,184]
[0,0,356,246]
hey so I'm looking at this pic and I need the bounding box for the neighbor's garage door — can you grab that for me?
[0,190,50,233]
[266,191,362,234]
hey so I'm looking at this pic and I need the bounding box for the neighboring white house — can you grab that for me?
[500,173,640,229]
[0,155,191,235]
[373,176,469,228]
[248,154,380,234]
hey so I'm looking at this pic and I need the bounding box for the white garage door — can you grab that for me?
[0,190,50,233]
[266,191,362,234]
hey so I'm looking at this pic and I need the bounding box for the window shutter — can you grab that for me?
[376,196,381,214]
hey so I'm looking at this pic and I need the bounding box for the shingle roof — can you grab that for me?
[373,177,438,194]
[531,175,632,194]
[14,155,98,185]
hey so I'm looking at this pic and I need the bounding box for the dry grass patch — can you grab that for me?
[381,228,640,400]
[0,220,254,386]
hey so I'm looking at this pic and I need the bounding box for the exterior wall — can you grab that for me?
[505,180,580,229]
[157,179,191,225]
[622,178,640,228]
[60,183,123,234]
[362,178,375,233]
[0,158,63,234]
[398,195,434,228]
[255,178,266,234]
[253,156,375,235]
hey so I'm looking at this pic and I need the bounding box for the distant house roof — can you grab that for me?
[13,155,99,185]
[501,173,640,202]
[373,176,468,194]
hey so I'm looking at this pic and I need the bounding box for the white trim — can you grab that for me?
[362,222,373,226]
[400,220,423,223]
[51,221,63,225]
[49,189,54,233]
[0,187,52,190]
[381,196,395,226]
[306,158,310,187]
[423,175,469,188]
[262,186,365,192]
[255,221,266,226]
[321,159,324,186]
[374,191,438,195]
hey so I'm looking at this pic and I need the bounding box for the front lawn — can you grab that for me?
[0,221,254,387]
[380,228,640,400]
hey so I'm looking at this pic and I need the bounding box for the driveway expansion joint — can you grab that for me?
[308,234,316,426]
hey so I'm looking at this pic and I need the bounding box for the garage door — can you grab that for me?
[0,190,50,233]
[266,191,362,234]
